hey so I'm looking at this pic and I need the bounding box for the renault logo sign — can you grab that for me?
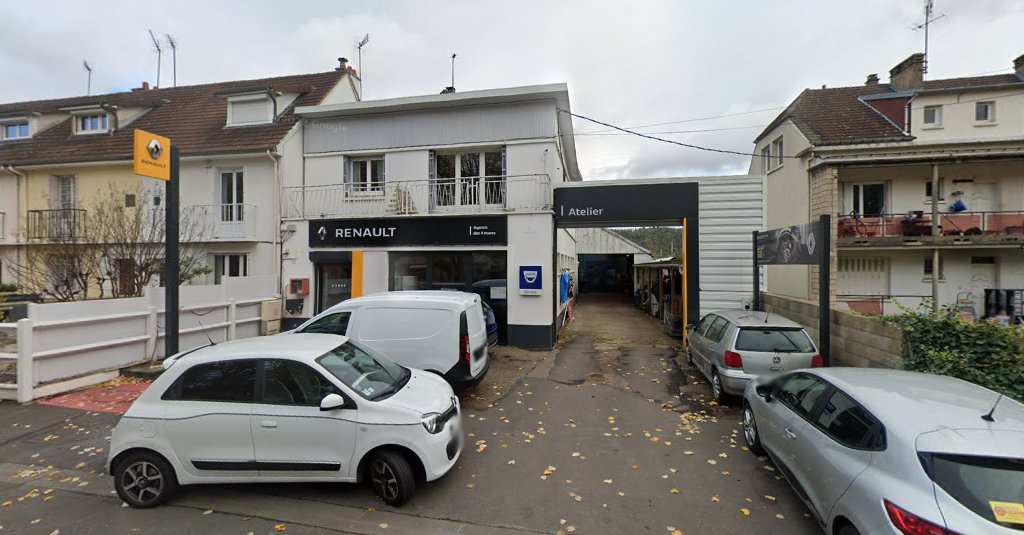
[317,226,327,241]
[147,138,163,160]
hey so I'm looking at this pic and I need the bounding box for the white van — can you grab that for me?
[292,291,490,392]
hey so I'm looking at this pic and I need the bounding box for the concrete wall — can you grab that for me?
[761,292,903,369]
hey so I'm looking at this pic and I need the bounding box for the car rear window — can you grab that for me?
[926,453,1024,532]
[735,328,815,353]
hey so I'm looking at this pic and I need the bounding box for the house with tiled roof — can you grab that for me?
[751,52,1024,320]
[0,59,359,301]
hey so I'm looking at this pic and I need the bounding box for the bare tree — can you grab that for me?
[6,184,211,301]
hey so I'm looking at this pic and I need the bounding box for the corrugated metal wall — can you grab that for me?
[574,228,651,255]
[304,100,557,154]
[690,175,764,314]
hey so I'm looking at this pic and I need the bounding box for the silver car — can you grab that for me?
[742,368,1024,534]
[686,310,820,402]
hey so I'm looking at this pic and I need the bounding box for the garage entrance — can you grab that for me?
[553,179,700,344]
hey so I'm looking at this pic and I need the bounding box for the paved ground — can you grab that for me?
[0,294,818,534]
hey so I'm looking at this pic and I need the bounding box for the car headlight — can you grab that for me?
[421,412,443,434]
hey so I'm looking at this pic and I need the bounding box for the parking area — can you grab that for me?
[0,294,817,534]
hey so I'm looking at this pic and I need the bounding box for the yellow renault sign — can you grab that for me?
[133,129,171,181]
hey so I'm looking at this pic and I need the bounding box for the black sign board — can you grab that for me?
[554,182,699,227]
[309,215,507,247]
[755,221,824,265]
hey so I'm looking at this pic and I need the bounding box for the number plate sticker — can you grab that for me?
[991,501,1024,525]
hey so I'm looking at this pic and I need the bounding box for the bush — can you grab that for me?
[0,283,16,293]
[883,305,1024,402]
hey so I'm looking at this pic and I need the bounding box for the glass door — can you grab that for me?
[317,263,352,312]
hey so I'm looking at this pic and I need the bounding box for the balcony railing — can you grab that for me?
[283,174,552,219]
[838,211,1024,241]
[187,203,258,241]
[27,209,86,240]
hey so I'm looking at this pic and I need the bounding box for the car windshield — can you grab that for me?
[316,341,410,400]
[927,453,1024,532]
[735,328,815,353]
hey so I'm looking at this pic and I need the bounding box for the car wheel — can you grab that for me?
[837,524,861,535]
[114,451,178,508]
[685,349,695,368]
[742,403,765,455]
[711,369,726,403]
[369,450,415,506]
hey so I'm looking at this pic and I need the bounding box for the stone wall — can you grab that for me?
[761,292,903,369]
[808,165,838,305]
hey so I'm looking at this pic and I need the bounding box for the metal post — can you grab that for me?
[819,214,831,367]
[165,146,180,356]
[930,164,940,315]
[16,318,34,403]
[752,230,760,311]
[682,219,689,349]
[227,300,237,341]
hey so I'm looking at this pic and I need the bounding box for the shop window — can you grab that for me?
[392,254,428,290]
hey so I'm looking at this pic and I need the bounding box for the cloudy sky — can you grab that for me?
[3,1,1023,179]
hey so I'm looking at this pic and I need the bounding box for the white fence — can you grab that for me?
[0,277,277,403]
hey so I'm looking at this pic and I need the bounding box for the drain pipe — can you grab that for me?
[266,150,283,300]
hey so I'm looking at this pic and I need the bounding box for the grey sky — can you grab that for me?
[3,0,1023,179]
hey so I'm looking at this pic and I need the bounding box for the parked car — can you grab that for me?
[292,291,490,392]
[481,300,499,347]
[742,368,1024,535]
[685,310,821,402]
[470,279,507,344]
[107,334,462,508]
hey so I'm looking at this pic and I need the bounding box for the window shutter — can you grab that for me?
[49,175,59,209]
[380,157,386,183]
[342,156,351,195]
[501,145,507,176]
[428,150,436,210]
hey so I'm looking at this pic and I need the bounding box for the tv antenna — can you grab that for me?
[148,29,162,88]
[450,52,457,89]
[83,60,93,96]
[356,34,369,97]
[165,34,178,87]
[912,0,945,73]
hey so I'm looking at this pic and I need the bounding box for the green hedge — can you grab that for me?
[883,305,1024,402]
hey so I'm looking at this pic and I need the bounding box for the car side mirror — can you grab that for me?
[685,324,695,333]
[755,383,773,401]
[320,393,349,411]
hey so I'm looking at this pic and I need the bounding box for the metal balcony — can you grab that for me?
[187,204,258,241]
[838,211,1024,246]
[27,209,86,240]
[283,174,552,219]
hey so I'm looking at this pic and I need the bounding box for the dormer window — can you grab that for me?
[74,113,110,135]
[227,94,273,126]
[1,120,30,140]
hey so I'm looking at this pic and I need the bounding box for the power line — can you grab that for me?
[575,105,786,134]
[576,124,766,136]
[560,109,800,159]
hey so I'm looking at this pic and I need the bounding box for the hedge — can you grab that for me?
[883,305,1024,402]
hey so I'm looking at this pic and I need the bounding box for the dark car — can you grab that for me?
[471,279,507,344]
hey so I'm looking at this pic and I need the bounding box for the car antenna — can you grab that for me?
[981,393,1004,422]
[197,319,216,346]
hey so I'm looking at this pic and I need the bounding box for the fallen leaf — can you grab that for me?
[670,488,680,494]
[274,525,287,532]
[202,510,213,515]
[378,523,389,529]
[775,513,785,519]
[740,508,751,516]
[507,459,516,465]
[711,496,720,502]
[603,479,613,484]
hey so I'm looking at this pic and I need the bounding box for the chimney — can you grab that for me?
[336,57,348,71]
[889,53,925,90]
[440,86,456,94]
[865,73,880,85]
[1014,53,1024,78]
[131,81,151,92]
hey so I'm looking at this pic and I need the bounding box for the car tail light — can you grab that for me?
[461,334,470,363]
[724,350,743,368]
[884,500,959,535]
[811,354,823,368]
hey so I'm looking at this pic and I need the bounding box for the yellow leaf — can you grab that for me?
[740,508,751,516]
[672,531,683,535]
[711,496,720,502]
[378,523,389,529]
[670,488,680,494]
[275,525,287,532]
[765,495,776,501]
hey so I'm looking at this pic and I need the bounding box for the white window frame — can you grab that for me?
[771,137,784,170]
[923,256,944,282]
[1,119,30,140]
[226,94,273,126]
[974,101,996,125]
[72,112,110,135]
[761,146,771,173]
[212,253,250,284]
[922,105,942,128]
[348,157,385,197]
[843,181,886,217]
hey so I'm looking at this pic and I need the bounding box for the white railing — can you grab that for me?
[188,203,258,241]
[0,277,277,403]
[284,174,552,219]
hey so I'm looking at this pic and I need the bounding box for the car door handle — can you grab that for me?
[260,420,278,429]
[784,428,797,440]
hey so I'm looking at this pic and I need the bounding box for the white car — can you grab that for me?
[106,334,462,508]
[293,291,490,392]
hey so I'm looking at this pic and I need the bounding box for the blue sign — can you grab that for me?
[519,265,543,295]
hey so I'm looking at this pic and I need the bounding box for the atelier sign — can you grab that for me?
[310,215,507,247]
